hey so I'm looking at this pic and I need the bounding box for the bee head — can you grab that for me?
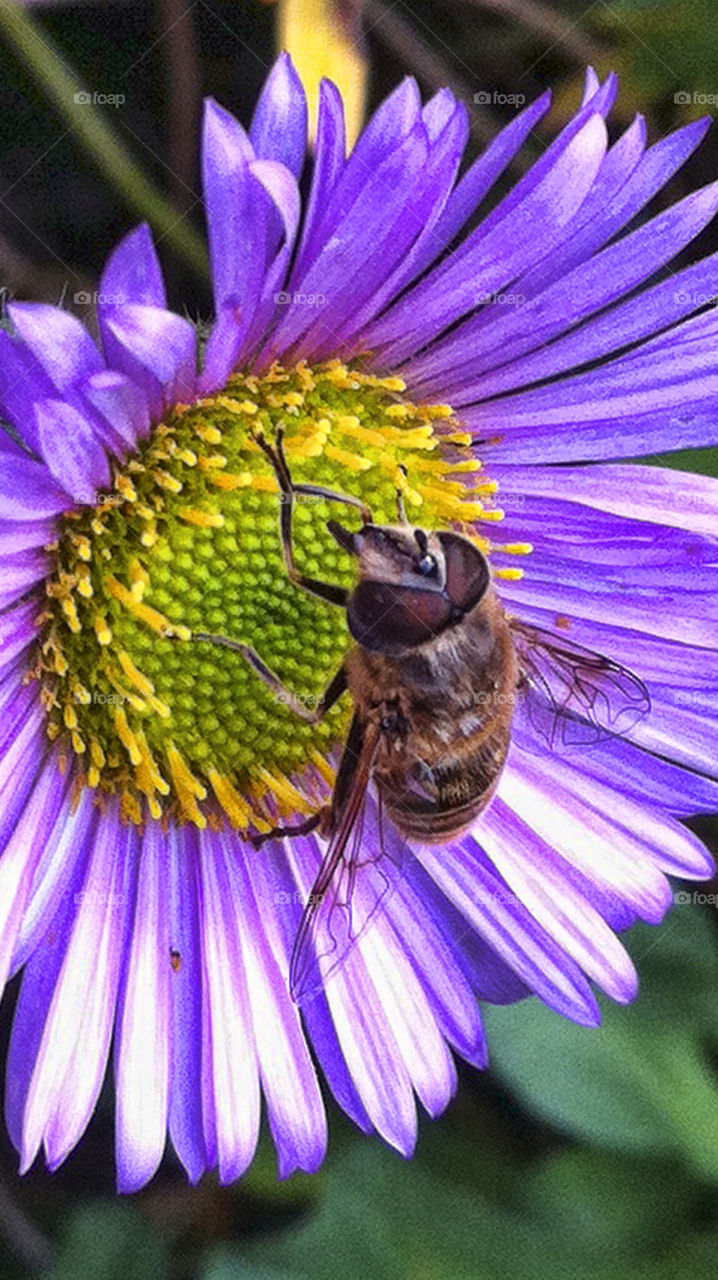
[327,520,491,654]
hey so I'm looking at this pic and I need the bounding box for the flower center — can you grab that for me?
[36,360,509,831]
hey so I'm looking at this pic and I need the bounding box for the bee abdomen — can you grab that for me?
[382,734,510,843]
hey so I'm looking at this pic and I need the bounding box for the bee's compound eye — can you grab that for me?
[418,554,436,576]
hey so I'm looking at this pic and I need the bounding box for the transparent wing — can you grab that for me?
[509,618,651,752]
[289,718,404,1005]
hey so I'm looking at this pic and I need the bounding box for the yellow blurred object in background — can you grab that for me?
[278,0,367,148]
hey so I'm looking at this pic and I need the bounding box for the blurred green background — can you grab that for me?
[1,2,718,1277]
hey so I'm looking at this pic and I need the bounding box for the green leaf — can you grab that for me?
[51,1203,169,1280]
[524,1148,697,1259]
[484,908,718,1182]
[202,1137,718,1280]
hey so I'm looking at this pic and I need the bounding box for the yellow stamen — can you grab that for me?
[154,469,183,494]
[210,471,253,492]
[208,769,253,829]
[216,396,258,417]
[178,507,225,528]
[194,422,223,444]
[255,765,314,816]
[311,750,335,788]
[113,706,143,766]
[60,597,81,633]
[93,615,112,646]
[325,444,373,473]
[197,453,227,471]
[117,651,155,698]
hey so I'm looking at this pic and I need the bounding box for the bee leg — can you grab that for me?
[254,427,367,607]
[396,464,408,524]
[250,804,332,849]
[177,631,348,725]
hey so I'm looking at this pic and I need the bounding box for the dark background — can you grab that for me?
[1,2,718,1277]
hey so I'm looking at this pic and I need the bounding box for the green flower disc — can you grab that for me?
[39,360,495,830]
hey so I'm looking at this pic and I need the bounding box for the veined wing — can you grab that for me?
[510,618,651,752]
[289,715,404,1004]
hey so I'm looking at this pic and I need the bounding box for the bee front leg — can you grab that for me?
[254,427,368,608]
[172,630,348,725]
[250,804,332,849]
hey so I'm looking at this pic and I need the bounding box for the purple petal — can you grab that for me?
[241,159,301,361]
[0,453,72,520]
[228,835,327,1178]
[432,249,718,403]
[0,599,43,676]
[499,751,673,921]
[81,369,151,450]
[366,114,608,364]
[19,803,135,1173]
[411,178,718,400]
[0,753,73,1005]
[416,837,600,1025]
[105,305,196,420]
[386,873,488,1067]
[0,519,57,554]
[339,101,470,345]
[0,549,50,602]
[98,223,166,313]
[407,89,552,283]
[284,836,419,1155]
[0,332,55,454]
[479,800,637,1001]
[34,399,111,501]
[166,825,206,1184]
[249,53,307,177]
[517,115,709,301]
[8,303,104,393]
[290,79,347,284]
[495,463,718,536]
[114,820,170,1192]
[299,78,421,275]
[5,794,93,1158]
[266,120,432,362]
[245,839,373,1135]
[198,829,260,1183]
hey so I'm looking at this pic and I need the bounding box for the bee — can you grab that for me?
[188,430,650,1003]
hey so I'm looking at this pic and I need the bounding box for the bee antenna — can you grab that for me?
[415,528,428,555]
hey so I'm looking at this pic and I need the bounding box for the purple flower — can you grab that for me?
[1,55,717,1192]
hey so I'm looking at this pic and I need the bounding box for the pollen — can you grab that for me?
[36,359,517,832]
